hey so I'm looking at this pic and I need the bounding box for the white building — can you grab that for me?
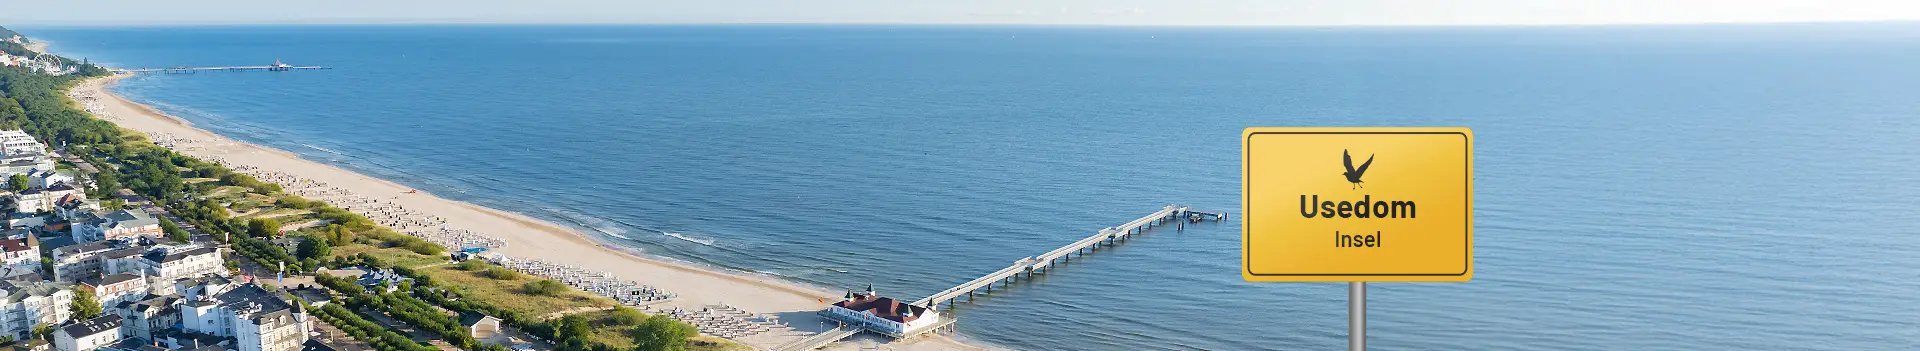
[82,273,149,308]
[179,283,311,351]
[13,183,83,215]
[27,168,76,190]
[53,315,122,351]
[115,294,181,342]
[0,130,41,157]
[0,280,75,339]
[0,237,35,274]
[133,245,223,281]
[822,286,946,338]
[0,153,54,182]
[71,210,161,243]
[52,242,120,282]
[59,243,224,283]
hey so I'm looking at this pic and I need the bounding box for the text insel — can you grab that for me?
[1242,127,1474,282]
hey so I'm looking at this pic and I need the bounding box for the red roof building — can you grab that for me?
[820,286,947,338]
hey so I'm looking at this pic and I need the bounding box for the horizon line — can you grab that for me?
[8,19,1920,29]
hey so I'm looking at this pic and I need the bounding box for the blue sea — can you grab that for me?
[25,24,1920,350]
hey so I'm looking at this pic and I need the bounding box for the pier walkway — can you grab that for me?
[911,205,1224,307]
[785,205,1223,349]
[117,65,330,73]
[774,326,861,351]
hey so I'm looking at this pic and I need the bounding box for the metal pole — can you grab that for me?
[1350,282,1365,351]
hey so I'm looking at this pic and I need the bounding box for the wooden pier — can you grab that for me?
[117,62,330,73]
[781,205,1223,349]
[911,205,1225,307]
[773,326,861,351]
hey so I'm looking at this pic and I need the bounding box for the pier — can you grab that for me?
[117,60,330,73]
[786,205,1223,349]
[774,327,862,351]
[912,205,1225,307]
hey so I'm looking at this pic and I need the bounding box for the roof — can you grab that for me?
[35,234,72,249]
[459,311,499,327]
[86,273,143,287]
[8,215,47,228]
[832,292,927,324]
[104,338,167,351]
[3,280,71,301]
[59,314,121,339]
[0,238,29,253]
[210,284,297,322]
[288,287,330,305]
[56,240,112,258]
[103,210,158,230]
[144,245,216,264]
[124,294,181,315]
[299,339,337,351]
[103,246,146,259]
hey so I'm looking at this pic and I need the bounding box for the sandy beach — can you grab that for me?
[69,73,994,351]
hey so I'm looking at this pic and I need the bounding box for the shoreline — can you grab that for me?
[73,72,996,351]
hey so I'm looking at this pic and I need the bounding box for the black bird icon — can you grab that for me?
[1343,149,1374,189]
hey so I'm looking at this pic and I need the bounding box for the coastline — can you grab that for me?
[72,73,996,351]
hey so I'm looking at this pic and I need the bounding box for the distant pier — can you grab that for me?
[782,205,1224,349]
[913,205,1225,307]
[117,60,329,73]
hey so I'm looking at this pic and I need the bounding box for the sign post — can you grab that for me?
[1350,282,1364,351]
[1241,127,1474,350]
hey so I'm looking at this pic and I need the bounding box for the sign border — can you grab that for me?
[1241,128,1474,280]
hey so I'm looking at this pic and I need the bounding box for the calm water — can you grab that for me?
[27,24,1920,350]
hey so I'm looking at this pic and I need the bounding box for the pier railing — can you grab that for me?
[911,205,1224,307]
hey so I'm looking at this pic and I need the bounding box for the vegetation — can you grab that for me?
[323,223,355,246]
[313,303,438,351]
[522,279,567,296]
[248,217,281,238]
[359,292,478,349]
[631,316,700,351]
[0,26,23,43]
[315,272,367,298]
[69,287,101,320]
[572,309,716,351]
[1,46,717,351]
[7,174,23,191]
[454,259,487,271]
[298,236,332,260]
[29,324,49,341]
[480,266,519,280]
[160,217,190,243]
[233,237,307,272]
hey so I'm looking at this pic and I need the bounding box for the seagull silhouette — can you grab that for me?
[1343,149,1374,189]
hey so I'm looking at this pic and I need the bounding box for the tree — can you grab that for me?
[30,324,50,341]
[326,224,353,244]
[248,217,281,238]
[70,287,102,320]
[297,236,331,260]
[7,174,25,191]
[557,315,591,343]
[89,171,119,199]
[608,307,646,326]
[631,316,697,351]
[160,217,190,243]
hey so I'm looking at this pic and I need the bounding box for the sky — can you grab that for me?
[7,0,1920,26]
